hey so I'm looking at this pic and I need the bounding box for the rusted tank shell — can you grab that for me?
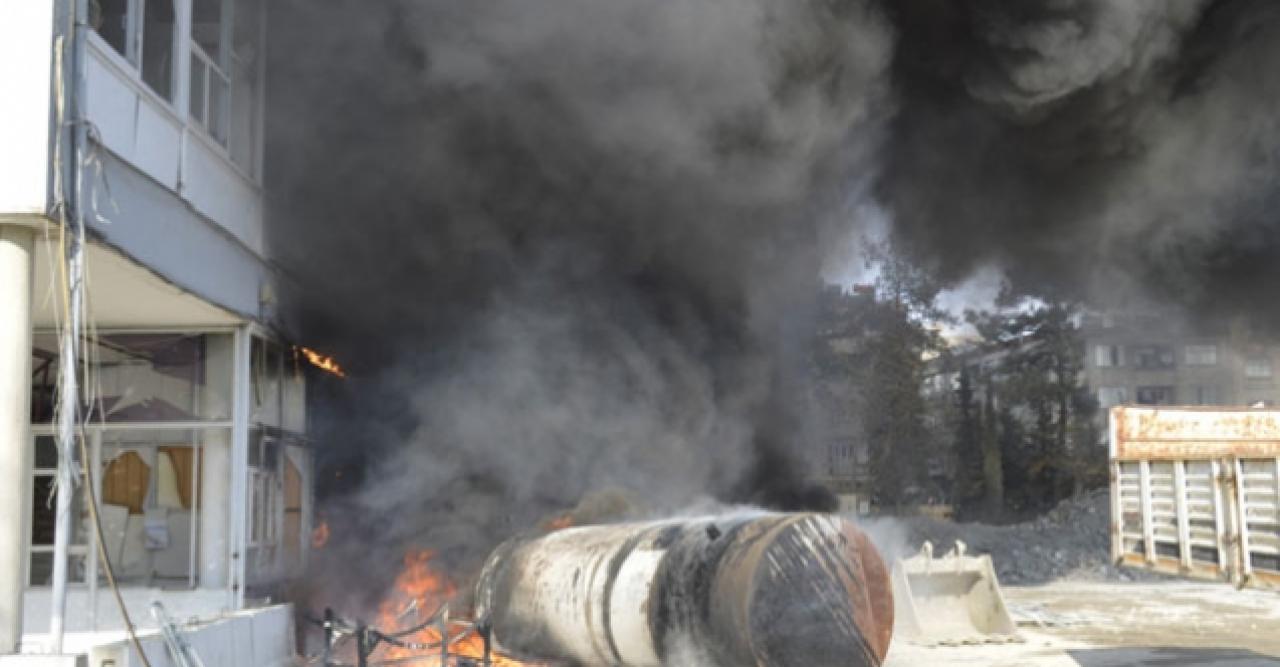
[474,513,893,667]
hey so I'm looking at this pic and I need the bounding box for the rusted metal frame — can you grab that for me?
[1140,461,1156,564]
[1233,458,1254,585]
[1211,459,1230,572]
[1120,553,1222,580]
[1174,461,1192,571]
[1110,460,1124,564]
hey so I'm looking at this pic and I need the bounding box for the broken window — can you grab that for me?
[31,333,234,423]
[29,436,88,586]
[1185,345,1218,367]
[1135,386,1176,406]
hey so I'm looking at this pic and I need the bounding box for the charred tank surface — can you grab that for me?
[474,513,893,667]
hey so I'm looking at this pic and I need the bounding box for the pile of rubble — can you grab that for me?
[898,489,1161,585]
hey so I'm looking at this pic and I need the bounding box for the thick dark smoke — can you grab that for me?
[267,0,1280,614]
[882,0,1280,322]
[267,0,892,597]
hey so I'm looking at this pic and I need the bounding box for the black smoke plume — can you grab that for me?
[267,0,1280,614]
[882,0,1280,323]
[267,0,893,601]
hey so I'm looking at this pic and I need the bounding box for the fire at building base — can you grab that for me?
[474,513,894,667]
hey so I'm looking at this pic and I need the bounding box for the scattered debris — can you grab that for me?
[900,490,1165,585]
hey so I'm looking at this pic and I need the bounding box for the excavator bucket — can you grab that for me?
[891,542,1020,646]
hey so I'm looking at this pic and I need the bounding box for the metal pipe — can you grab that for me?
[475,513,893,667]
[87,430,102,631]
[50,0,90,649]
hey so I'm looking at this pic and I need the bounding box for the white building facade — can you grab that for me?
[1,1,311,664]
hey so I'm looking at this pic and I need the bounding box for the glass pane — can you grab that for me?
[92,0,131,59]
[32,333,234,423]
[34,436,58,469]
[98,429,219,588]
[229,0,262,173]
[251,338,282,427]
[30,475,86,546]
[192,0,225,65]
[31,475,57,546]
[141,0,177,101]
[189,55,207,121]
[282,354,306,434]
[208,71,230,145]
[30,554,89,586]
[229,53,257,171]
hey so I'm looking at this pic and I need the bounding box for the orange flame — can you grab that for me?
[544,514,574,532]
[297,346,347,378]
[311,520,330,549]
[374,550,537,666]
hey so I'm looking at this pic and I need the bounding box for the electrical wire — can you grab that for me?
[47,2,154,664]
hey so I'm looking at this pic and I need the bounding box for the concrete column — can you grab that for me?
[199,431,230,589]
[0,225,35,654]
[199,333,234,590]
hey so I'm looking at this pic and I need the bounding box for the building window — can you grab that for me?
[1095,344,1122,368]
[31,333,234,424]
[1136,386,1176,405]
[1193,385,1220,405]
[92,0,131,58]
[90,0,178,102]
[141,0,177,100]
[1097,387,1128,408]
[1185,345,1218,367]
[1246,357,1273,379]
[1133,345,1176,370]
[190,0,232,144]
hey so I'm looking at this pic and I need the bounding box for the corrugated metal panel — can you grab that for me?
[1110,408,1280,591]
[1112,406,1280,460]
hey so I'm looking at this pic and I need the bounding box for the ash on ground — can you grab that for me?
[895,490,1166,585]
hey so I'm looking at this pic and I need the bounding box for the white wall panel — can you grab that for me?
[0,1,55,215]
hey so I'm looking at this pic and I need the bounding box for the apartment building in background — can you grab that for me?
[1083,312,1280,411]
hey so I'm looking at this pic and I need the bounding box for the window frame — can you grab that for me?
[91,0,181,106]
[1245,357,1274,380]
[1095,344,1122,368]
[1184,344,1219,367]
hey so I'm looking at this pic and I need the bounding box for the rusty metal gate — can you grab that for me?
[1110,406,1280,590]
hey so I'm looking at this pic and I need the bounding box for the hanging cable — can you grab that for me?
[46,0,153,663]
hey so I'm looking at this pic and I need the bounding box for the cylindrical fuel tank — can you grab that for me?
[474,512,893,667]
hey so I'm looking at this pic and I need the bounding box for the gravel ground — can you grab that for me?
[886,489,1165,585]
